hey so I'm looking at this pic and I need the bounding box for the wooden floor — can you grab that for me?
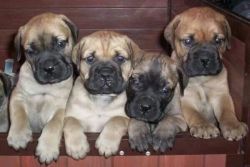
[0,155,225,167]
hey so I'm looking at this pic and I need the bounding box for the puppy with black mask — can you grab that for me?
[63,31,143,159]
[126,52,187,152]
[164,7,248,140]
[7,13,78,164]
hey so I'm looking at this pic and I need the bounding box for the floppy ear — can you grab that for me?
[164,15,181,49]
[125,37,145,68]
[72,39,85,69]
[222,18,231,50]
[61,15,79,43]
[14,26,24,62]
[177,67,188,96]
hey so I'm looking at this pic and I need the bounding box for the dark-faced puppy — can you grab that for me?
[164,7,248,140]
[126,52,187,152]
[7,13,78,164]
[63,31,143,159]
[0,72,15,132]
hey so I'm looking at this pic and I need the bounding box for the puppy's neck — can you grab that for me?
[89,94,117,107]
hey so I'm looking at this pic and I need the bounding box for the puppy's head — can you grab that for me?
[72,31,143,95]
[15,13,78,84]
[125,53,187,123]
[164,7,231,77]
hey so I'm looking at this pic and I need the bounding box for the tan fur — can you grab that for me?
[7,13,75,164]
[165,7,248,140]
[64,31,140,159]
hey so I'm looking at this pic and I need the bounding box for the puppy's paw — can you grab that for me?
[128,125,151,152]
[152,126,175,152]
[65,133,90,159]
[35,137,60,164]
[190,123,220,139]
[220,121,248,141]
[95,131,121,157]
[7,128,32,150]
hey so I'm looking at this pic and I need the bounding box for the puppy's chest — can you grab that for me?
[71,97,127,133]
[26,94,62,132]
[188,83,215,120]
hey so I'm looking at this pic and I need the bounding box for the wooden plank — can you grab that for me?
[46,156,68,167]
[0,8,167,29]
[0,0,168,8]
[204,155,226,167]
[0,156,21,167]
[158,155,204,167]
[67,156,112,167]
[113,156,159,167]
[0,133,240,156]
[20,156,41,167]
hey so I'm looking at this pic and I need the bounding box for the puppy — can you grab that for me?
[7,13,78,163]
[126,52,187,152]
[63,31,142,159]
[0,72,15,132]
[164,7,248,140]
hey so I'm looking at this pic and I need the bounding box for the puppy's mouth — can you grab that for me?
[33,55,73,84]
[125,96,167,124]
[84,63,126,95]
[183,45,223,77]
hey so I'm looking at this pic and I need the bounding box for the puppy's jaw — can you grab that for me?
[183,44,223,77]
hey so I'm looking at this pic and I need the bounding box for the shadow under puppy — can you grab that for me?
[7,13,78,163]
[0,72,15,132]
[126,52,187,152]
[64,31,142,159]
[164,7,248,140]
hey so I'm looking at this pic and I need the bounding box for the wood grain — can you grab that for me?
[0,8,167,29]
[0,0,168,8]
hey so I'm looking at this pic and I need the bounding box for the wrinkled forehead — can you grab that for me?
[81,34,130,59]
[22,19,70,47]
[177,14,225,41]
[133,59,177,88]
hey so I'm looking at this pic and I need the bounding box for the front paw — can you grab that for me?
[95,131,121,157]
[35,136,60,164]
[7,128,32,150]
[190,123,220,139]
[152,127,175,152]
[65,133,90,159]
[220,121,248,141]
[128,126,151,152]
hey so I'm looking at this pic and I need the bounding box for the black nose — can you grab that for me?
[44,63,55,73]
[99,67,114,77]
[200,57,210,67]
[139,103,152,113]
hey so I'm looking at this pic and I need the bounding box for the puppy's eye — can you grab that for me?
[130,76,143,90]
[57,40,67,48]
[182,37,194,47]
[161,86,171,96]
[114,54,126,64]
[214,37,225,46]
[85,55,96,64]
[25,48,36,55]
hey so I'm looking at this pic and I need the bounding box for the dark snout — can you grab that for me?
[126,94,164,123]
[84,62,125,95]
[33,51,72,84]
[183,44,223,77]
